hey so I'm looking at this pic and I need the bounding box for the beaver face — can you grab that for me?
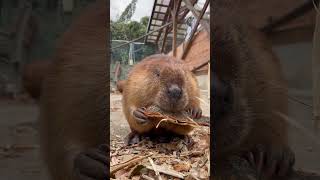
[152,64,189,112]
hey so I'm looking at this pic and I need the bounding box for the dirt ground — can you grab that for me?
[0,99,48,180]
[0,89,319,179]
[109,90,320,174]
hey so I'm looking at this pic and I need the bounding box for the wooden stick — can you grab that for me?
[12,1,32,94]
[148,157,163,180]
[181,0,209,60]
[171,0,178,57]
[146,165,185,179]
[208,62,210,99]
[110,154,153,176]
[141,175,155,180]
[111,22,173,50]
[182,0,210,33]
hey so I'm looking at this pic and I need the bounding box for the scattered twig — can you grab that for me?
[197,122,210,126]
[180,151,204,157]
[128,164,145,178]
[110,104,210,179]
[198,157,208,168]
[146,164,185,179]
[189,174,201,180]
[156,119,169,128]
[148,157,163,180]
[110,154,153,177]
[141,174,155,180]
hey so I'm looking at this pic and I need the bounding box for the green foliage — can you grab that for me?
[111,21,145,41]
[111,15,153,66]
[111,43,130,64]
[118,0,137,22]
[134,43,157,62]
[140,16,149,27]
[111,8,156,81]
[111,16,149,41]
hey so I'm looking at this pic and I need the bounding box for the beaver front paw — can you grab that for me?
[73,144,109,180]
[132,107,149,124]
[124,131,142,145]
[245,144,295,178]
[186,107,202,119]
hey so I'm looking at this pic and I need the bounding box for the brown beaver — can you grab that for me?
[212,1,295,179]
[122,54,202,144]
[22,59,51,100]
[39,1,108,180]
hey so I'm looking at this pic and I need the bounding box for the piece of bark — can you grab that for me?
[142,106,207,135]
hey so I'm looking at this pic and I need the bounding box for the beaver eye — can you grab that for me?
[154,68,160,77]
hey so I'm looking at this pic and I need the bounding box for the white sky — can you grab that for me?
[110,0,155,22]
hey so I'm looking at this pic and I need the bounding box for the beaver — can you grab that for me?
[122,54,202,144]
[39,1,108,180]
[212,1,295,179]
[22,59,51,100]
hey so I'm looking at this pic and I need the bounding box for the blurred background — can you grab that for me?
[0,0,96,179]
[240,0,320,172]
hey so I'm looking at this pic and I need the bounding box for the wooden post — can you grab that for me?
[62,0,74,12]
[1,0,11,26]
[114,61,121,83]
[171,0,178,57]
[160,7,172,53]
[160,27,169,53]
[312,10,320,135]
[208,62,210,99]
[12,1,32,95]
[56,0,64,32]
[155,1,172,45]
[181,0,209,60]
[182,0,210,33]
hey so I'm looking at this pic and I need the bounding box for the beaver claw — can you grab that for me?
[132,107,149,124]
[245,144,295,178]
[186,107,202,119]
[73,144,109,179]
[124,131,142,145]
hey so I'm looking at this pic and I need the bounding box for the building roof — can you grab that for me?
[144,0,209,52]
[146,0,318,47]
[241,0,316,31]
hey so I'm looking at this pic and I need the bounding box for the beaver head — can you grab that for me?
[153,59,189,112]
[125,54,193,113]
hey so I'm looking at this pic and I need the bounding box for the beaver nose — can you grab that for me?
[167,84,182,99]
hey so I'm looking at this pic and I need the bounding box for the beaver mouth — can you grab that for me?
[154,87,188,113]
[156,102,185,113]
[154,98,187,113]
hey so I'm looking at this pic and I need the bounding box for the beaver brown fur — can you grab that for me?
[39,1,108,179]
